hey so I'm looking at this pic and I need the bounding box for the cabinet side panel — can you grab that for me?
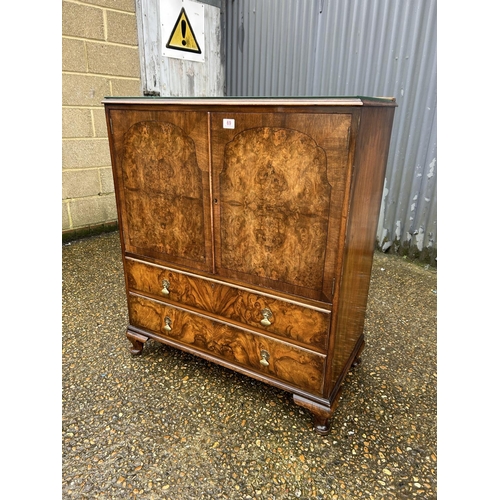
[328,106,396,389]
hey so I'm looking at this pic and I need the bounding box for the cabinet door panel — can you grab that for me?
[109,110,212,272]
[211,112,353,301]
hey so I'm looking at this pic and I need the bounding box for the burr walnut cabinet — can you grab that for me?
[103,96,396,434]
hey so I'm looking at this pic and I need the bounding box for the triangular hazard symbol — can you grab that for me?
[166,7,201,54]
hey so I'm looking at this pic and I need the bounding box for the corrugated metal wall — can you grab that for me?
[224,0,437,264]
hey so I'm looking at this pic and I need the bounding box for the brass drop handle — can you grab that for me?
[259,349,270,367]
[163,316,172,332]
[161,279,170,296]
[260,308,273,326]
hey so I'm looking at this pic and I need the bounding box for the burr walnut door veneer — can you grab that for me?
[103,97,396,434]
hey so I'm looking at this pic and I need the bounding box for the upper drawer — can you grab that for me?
[125,258,330,351]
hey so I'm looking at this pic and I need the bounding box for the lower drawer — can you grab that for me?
[128,294,325,395]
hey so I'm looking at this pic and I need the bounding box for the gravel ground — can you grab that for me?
[62,231,437,499]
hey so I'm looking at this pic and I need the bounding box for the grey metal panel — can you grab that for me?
[225,0,437,264]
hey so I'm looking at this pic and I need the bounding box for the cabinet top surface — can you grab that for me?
[102,96,396,107]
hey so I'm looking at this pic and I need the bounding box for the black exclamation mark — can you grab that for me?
[181,19,187,46]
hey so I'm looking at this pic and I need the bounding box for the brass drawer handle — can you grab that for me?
[259,349,270,367]
[163,316,172,332]
[161,279,170,296]
[260,308,273,326]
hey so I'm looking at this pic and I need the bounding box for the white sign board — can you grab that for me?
[161,0,205,62]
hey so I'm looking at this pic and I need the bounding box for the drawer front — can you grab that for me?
[125,258,330,350]
[128,294,325,394]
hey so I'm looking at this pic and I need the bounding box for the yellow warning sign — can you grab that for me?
[166,7,201,54]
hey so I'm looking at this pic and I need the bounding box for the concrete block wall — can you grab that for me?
[62,0,142,238]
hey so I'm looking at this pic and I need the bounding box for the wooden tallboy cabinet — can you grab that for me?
[103,97,396,434]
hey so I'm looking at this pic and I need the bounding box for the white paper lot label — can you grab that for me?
[223,119,235,129]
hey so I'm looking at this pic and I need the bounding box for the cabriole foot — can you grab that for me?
[313,415,331,435]
[351,339,366,368]
[293,392,342,436]
[127,331,148,355]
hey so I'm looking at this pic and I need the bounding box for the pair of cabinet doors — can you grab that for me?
[109,108,355,303]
